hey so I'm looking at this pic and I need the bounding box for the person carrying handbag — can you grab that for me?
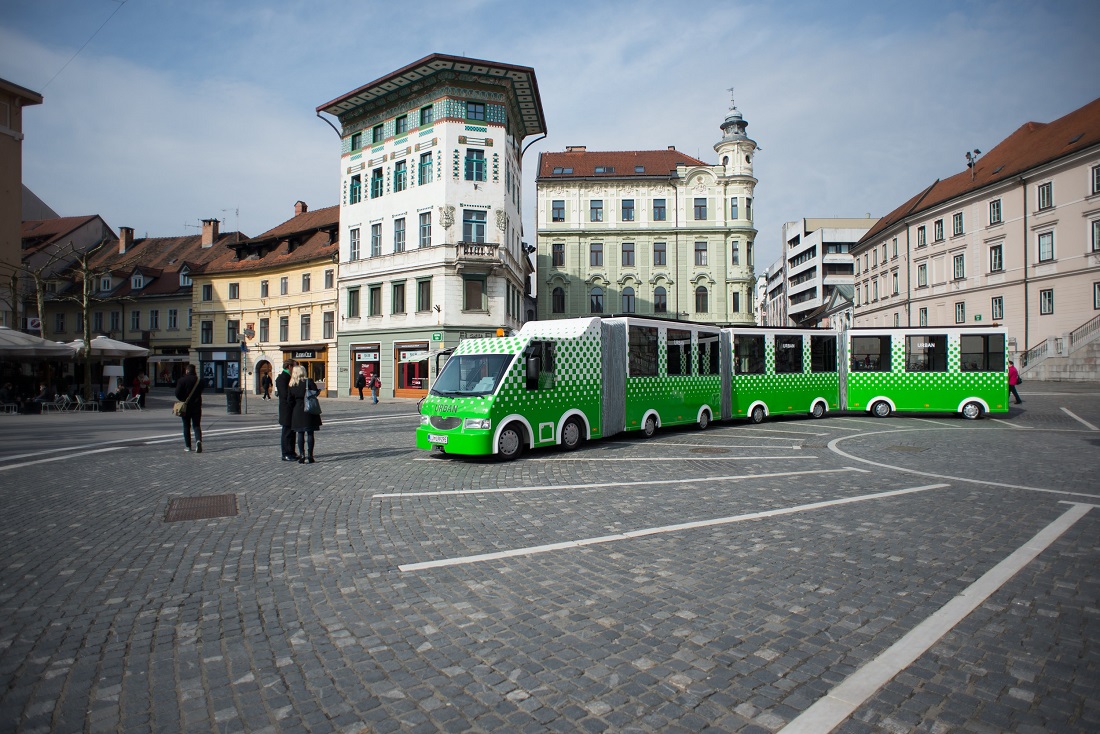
[287,364,322,463]
[173,364,204,453]
[370,373,381,404]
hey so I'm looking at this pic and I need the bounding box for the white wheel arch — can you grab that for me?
[641,409,661,430]
[556,410,591,445]
[696,404,714,424]
[864,396,896,414]
[956,397,990,415]
[491,414,535,455]
[747,400,769,419]
[810,397,829,415]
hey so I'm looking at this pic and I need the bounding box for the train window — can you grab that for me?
[905,335,947,372]
[775,335,804,374]
[628,325,658,377]
[667,329,692,376]
[734,334,765,374]
[960,334,1006,372]
[810,334,837,373]
[850,335,891,372]
[697,331,721,375]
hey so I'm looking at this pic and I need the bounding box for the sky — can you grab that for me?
[2,0,1099,270]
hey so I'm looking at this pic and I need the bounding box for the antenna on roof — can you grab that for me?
[965,149,981,180]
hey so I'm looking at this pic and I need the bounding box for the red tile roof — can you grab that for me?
[84,232,246,298]
[537,149,709,179]
[859,96,1100,246]
[199,204,340,275]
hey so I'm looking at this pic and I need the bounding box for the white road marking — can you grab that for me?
[375,467,868,500]
[1060,407,1099,431]
[989,418,1028,430]
[742,428,832,437]
[779,502,1095,734]
[398,483,948,571]
[0,447,124,471]
[530,455,814,462]
[644,441,802,449]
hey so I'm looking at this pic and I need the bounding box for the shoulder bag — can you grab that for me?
[173,378,200,417]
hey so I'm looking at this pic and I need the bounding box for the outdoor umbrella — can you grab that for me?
[0,326,79,359]
[67,335,150,358]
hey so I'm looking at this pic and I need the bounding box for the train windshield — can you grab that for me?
[430,353,514,397]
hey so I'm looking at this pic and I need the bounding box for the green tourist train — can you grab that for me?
[416,318,1009,460]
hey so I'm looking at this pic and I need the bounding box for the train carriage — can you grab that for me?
[729,328,841,423]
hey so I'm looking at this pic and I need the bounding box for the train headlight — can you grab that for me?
[464,418,491,430]
[420,415,430,425]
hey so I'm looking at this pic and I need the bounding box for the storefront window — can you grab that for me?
[396,341,429,396]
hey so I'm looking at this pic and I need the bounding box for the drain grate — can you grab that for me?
[690,447,731,454]
[165,494,238,522]
[887,445,929,453]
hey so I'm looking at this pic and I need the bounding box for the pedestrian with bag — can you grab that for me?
[276,359,297,461]
[173,364,204,453]
[137,372,151,408]
[261,371,273,400]
[287,364,322,463]
[370,372,381,404]
[1008,360,1023,405]
[355,370,367,400]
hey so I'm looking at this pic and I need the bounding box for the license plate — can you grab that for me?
[427,434,448,445]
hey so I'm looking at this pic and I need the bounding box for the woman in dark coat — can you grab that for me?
[286,364,322,463]
[174,364,204,453]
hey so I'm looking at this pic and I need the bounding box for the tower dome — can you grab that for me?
[720,103,748,140]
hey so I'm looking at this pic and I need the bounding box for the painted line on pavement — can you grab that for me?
[741,428,831,437]
[828,429,1100,499]
[828,417,889,427]
[779,502,1095,734]
[644,441,802,449]
[398,483,946,571]
[1060,407,1099,431]
[530,455,814,462]
[376,467,867,500]
[0,447,124,471]
[989,418,1028,430]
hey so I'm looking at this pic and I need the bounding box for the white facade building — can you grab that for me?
[782,218,876,326]
[317,54,546,399]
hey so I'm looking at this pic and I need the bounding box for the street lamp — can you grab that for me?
[241,327,255,415]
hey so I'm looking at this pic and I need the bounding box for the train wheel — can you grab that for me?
[961,401,983,420]
[871,401,892,418]
[811,401,826,419]
[497,423,524,460]
[561,417,584,450]
[698,410,711,430]
[750,405,766,424]
[643,415,657,438]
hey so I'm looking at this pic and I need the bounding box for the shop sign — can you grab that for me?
[431,332,443,341]
[293,350,316,359]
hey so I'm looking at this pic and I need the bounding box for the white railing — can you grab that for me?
[1069,313,1100,352]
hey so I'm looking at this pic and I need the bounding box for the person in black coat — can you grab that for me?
[276,360,297,460]
[355,370,366,400]
[174,364,204,453]
[286,364,322,464]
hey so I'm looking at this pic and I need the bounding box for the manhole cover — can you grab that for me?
[690,447,730,454]
[887,445,929,453]
[165,494,238,522]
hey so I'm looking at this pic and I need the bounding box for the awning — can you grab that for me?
[147,355,191,363]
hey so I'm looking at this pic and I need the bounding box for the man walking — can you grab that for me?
[276,359,298,460]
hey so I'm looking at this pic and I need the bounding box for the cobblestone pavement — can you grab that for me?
[0,384,1096,733]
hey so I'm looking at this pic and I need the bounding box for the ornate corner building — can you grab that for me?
[536,100,758,326]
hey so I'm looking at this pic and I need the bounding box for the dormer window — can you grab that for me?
[100,276,111,291]
[594,166,614,174]
[131,274,144,290]
[179,268,192,287]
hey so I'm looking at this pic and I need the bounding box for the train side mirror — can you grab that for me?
[525,356,540,390]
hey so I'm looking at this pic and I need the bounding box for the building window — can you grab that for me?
[260,280,269,298]
[348,227,361,260]
[653,242,666,266]
[731,242,739,266]
[188,308,192,329]
[654,286,667,313]
[622,242,635,267]
[917,226,926,246]
[732,292,741,312]
[917,263,928,288]
[694,198,707,220]
[892,237,898,259]
[621,199,634,222]
[590,200,603,222]
[934,219,944,242]
[873,280,879,301]
[653,199,666,221]
[54,313,65,333]
[621,287,635,313]
[694,241,707,266]
[892,272,899,295]
[349,174,362,204]
[202,284,212,301]
[100,276,111,291]
[418,152,433,185]
[280,277,288,295]
[350,132,361,151]
[463,277,486,311]
[552,287,565,314]
[1038,231,1054,262]
[392,282,406,314]
[302,273,311,292]
[463,210,486,243]
[368,168,383,199]
[464,149,486,181]
[955,302,966,324]
[1092,219,1100,252]
[1038,181,1053,210]
[695,286,708,313]
[952,212,964,236]
[372,124,383,143]
[416,279,432,312]
[131,310,140,331]
[324,269,334,289]
[369,285,382,316]
[166,309,177,330]
[227,282,239,300]
[590,242,603,267]
[279,316,289,341]
[394,218,405,252]
[200,320,213,344]
[371,223,381,257]
[394,160,407,192]
[873,248,878,268]
[552,200,565,222]
[988,243,1004,272]
[990,199,1002,225]
[110,311,120,332]
[323,311,334,339]
[1095,282,1100,310]
[420,105,433,126]
[179,269,191,287]
[730,197,738,219]
[259,317,269,342]
[992,296,1003,320]
[919,307,928,326]
[1039,288,1054,314]
[953,254,966,279]
[552,242,564,267]
[394,115,407,135]
[465,101,486,120]
[589,287,604,314]
[419,212,431,248]
[347,287,360,318]
[227,319,239,343]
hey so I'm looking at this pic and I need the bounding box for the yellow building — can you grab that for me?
[193,202,339,396]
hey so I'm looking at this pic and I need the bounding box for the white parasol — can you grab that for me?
[0,326,79,359]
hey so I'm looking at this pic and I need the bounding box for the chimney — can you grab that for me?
[294,200,308,216]
[118,226,134,254]
[565,145,586,153]
[667,145,676,151]
[201,218,220,248]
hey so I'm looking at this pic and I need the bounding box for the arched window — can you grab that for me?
[654,286,667,314]
[590,287,604,314]
[552,287,565,314]
[621,286,635,314]
[695,286,708,313]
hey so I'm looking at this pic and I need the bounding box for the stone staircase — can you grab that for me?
[1020,314,1100,381]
